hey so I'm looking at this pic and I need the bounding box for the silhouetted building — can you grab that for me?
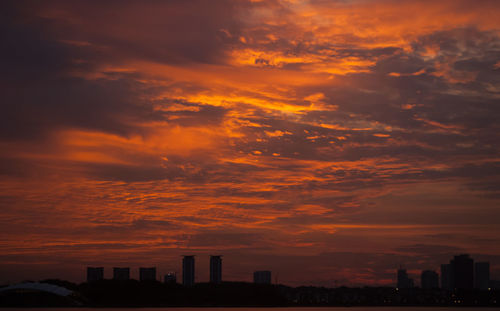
[254,270,271,284]
[139,267,156,281]
[182,256,195,286]
[397,268,407,288]
[421,270,439,289]
[164,272,177,284]
[475,262,490,290]
[441,264,452,290]
[86,267,104,282]
[210,255,222,284]
[397,268,413,288]
[451,254,473,289]
[113,267,130,280]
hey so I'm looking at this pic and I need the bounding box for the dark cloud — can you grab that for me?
[0,0,248,142]
[0,4,153,140]
[21,0,247,65]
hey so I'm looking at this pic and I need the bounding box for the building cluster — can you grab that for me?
[88,253,493,290]
[181,255,221,286]
[87,255,273,286]
[397,254,492,290]
[87,267,160,282]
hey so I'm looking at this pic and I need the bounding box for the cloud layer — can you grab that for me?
[1,0,500,286]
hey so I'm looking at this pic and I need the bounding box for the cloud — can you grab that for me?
[1,0,500,286]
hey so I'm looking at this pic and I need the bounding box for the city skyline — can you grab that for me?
[80,253,496,289]
[67,252,494,287]
[1,0,500,287]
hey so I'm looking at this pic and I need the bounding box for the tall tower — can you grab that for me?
[451,254,473,289]
[182,255,195,286]
[397,268,409,288]
[210,255,222,284]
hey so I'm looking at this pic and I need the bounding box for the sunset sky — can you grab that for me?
[1,0,500,287]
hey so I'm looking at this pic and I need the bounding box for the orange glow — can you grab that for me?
[1,0,499,287]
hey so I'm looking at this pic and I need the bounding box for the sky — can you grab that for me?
[1,0,500,287]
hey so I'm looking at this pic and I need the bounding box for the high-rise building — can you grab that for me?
[475,262,490,290]
[398,269,407,288]
[164,272,177,284]
[139,267,156,281]
[210,255,222,284]
[451,254,474,289]
[397,268,414,288]
[87,267,104,282]
[421,270,439,289]
[113,267,130,280]
[441,264,452,290]
[182,256,195,286]
[253,271,271,284]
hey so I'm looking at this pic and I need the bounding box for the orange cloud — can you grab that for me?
[1,0,500,287]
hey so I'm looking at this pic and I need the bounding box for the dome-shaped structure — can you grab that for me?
[0,282,82,307]
[0,282,73,296]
